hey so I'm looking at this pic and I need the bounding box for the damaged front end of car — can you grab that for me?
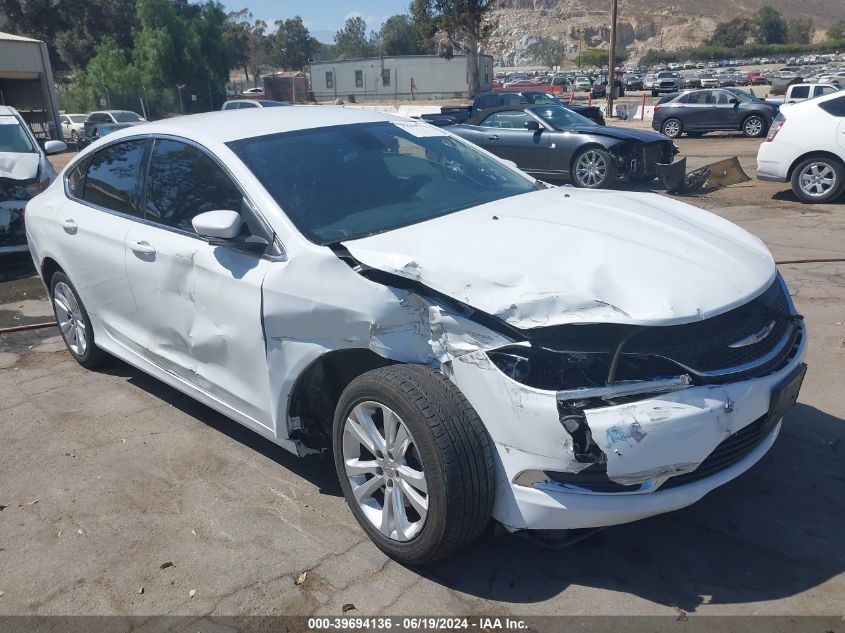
[0,177,42,253]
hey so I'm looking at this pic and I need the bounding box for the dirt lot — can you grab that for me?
[1,135,843,620]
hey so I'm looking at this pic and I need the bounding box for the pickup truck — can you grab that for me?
[765,83,839,106]
[420,90,606,127]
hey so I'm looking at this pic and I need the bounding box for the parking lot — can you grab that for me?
[1,132,843,619]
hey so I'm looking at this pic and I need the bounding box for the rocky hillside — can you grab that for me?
[488,0,845,66]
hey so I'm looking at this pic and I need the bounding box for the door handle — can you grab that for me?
[60,218,77,231]
[487,135,500,141]
[129,240,156,256]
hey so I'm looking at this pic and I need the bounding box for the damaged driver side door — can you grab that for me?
[123,137,274,432]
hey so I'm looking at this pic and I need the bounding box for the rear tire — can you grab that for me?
[333,365,494,564]
[50,271,107,369]
[790,156,845,204]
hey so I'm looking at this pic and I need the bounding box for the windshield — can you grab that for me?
[68,115,87,123]
[228,121,535,245]
[0,116,36,153]
[531,105,595,129]
[112,111,144,122]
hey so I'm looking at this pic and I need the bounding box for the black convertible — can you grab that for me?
[449,105,676,188]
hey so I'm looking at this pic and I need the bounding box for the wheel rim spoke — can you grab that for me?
[54,282,86,355]
[342,400,429,542]
[800,162,837,197]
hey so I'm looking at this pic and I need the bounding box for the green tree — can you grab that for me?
[527,37,568,67]
[272,16,319,70]
[708,18,753,48]
[579,48,628,68]
[335,16,374,59]
[787,17,815,45]
[828,20,845,41]
[379,14,427,55]
[754,6,788,45]
[415,0,497,96]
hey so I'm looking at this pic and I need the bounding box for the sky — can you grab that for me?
[218,0,403,43]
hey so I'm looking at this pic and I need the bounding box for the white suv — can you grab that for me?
[757,91,845,203]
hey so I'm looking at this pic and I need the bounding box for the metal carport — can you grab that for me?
[0,31,62,141]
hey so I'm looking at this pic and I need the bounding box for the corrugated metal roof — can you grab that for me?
[0,31,43,43]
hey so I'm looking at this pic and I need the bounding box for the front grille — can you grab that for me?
[660,413,777,489]
[624,278,798,378]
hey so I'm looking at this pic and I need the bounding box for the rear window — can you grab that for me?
[819,95,845,116]
[790,86,810,99]
[82,139,147,216]
[0,115,36,153]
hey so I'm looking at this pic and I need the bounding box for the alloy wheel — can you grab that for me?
[744,117,764,137]
[54,282,87,356]
[574,150,608,187]
[342,401,428,542]
[662,119,681,138]
[798,162,837,199]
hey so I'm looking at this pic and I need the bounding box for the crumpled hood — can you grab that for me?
[342,187,775,329]
[563,125,667,143]
[0,152,40,181]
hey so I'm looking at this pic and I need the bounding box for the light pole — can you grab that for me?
[607,0,619,118]
[176,83,185,114]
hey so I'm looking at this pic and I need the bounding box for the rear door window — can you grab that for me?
[819,96,845,116]
[143,139,243,233]
[790,86,810,99]
[82,140,147,216]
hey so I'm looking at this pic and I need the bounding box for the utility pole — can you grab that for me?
[176,84,185,114]
[607,0,618,119]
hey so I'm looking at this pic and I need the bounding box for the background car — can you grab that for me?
[625,74,644,91]
[757,91,845,203]
[76,122,139,150]
[652,71,683,96]
[449,104,675,188]
[653,88,777,138]
[59,113,87,143]
[470,91,606,125]
[83,110,146,138]
[0,105,65,254]
[574,76,592,91]
[242,86,264,95]
[221,99,290,110]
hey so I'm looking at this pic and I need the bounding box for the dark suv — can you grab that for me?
[652,88,778,138]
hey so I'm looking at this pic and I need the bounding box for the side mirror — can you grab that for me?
[501,159,519,170]
[524,120,541,131]
[192,210,243,240]
[44,140,67,155]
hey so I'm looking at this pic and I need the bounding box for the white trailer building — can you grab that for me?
[0,31,62,141]
[310,54,493,101]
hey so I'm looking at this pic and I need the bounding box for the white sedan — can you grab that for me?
[26,107,807,563]
[757,91,845,202]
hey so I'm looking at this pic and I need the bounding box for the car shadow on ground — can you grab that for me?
[95,358,844,612]
[98,359,344,498]
[0,253,37,284]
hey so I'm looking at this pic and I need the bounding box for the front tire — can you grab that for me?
[70,130,79,143]
[790,156,845,203]
[333,365,494,564]
[661,117,683,139]
[742,114,767,138]
[572,147,616,189]
[50,272,106,369]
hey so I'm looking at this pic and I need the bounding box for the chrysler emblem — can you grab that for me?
[728,320,777,348]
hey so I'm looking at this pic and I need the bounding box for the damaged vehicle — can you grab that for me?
[449,105,676,188]
[26,108,807,564]
[1,106,66,254]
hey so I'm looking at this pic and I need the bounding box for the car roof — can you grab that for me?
[0,105,21,117]
[89,106,417,147]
